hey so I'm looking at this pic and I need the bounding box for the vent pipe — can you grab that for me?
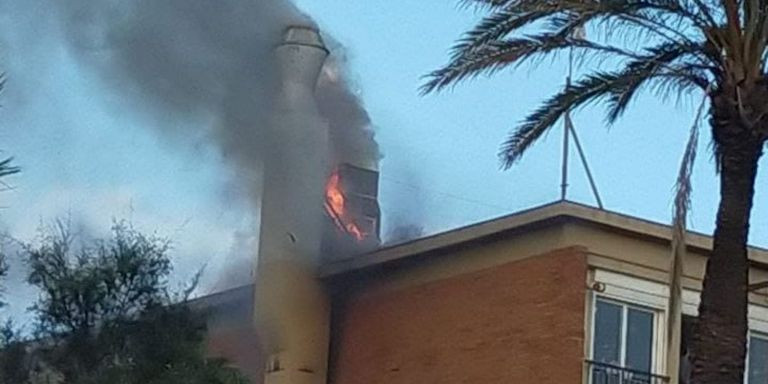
[254,26,331,384]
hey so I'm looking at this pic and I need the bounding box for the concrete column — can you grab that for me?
[254,26,331,384]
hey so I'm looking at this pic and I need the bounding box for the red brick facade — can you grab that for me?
[331,247,588,384]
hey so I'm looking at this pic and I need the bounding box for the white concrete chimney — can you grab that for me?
[254,26,332,384]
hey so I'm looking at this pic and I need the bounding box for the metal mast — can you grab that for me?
[560,40,604,209]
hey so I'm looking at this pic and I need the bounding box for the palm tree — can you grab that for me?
[423,1,768,383]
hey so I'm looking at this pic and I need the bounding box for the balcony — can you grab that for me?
[586,360,669,384]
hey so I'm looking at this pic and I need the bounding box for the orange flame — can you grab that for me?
[325,169,366,241]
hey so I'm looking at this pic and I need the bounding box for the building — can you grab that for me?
[200,200,768,384]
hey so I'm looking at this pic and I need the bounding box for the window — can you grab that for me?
[593,298,654,370]
[748,334,768,384]
[590,270,768,384]
[590,297,659,384]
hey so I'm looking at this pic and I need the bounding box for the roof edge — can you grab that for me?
[320,200,768,277]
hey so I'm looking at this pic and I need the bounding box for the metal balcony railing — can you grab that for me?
[586,360,669,384]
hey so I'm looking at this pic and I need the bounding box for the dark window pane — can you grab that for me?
[626,308,653,373]
[594,300,623,365]
[749,336,768,384]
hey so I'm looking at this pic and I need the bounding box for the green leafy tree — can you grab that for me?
[0,322,33,384]
[0,73,25,384]
[423,1,768,383]
[0,253,28,384]
[17,221,247,384]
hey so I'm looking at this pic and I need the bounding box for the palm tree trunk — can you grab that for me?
[691,132,763,384]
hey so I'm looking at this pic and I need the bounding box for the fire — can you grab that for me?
[324,169,366,241]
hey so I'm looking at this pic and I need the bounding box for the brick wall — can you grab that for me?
[331,246,588,384]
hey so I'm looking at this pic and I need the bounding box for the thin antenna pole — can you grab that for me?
[560,47,574,201]
[560,37,605,209]
[560,116,570,200]
[566,117,604,209]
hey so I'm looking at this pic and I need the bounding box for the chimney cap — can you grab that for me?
[279,26,327,52]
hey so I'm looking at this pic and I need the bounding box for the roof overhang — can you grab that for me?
[320,200,768,277]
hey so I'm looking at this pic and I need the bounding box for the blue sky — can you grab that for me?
[0,1,767,318]
[294,0,768,236]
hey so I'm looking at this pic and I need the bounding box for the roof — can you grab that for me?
[188,284,253,328]
[320,200,768,277]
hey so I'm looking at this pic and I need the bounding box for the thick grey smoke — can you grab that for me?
[33,0,381,289]
[317,38,380,170]
[53,0,379,199]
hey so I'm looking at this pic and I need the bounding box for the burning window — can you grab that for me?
[323,164,380,245]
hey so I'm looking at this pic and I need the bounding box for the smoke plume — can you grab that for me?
[54,0,378,198]
[17,0,381,289]
[317,38,380,170]
[0,0,379,285]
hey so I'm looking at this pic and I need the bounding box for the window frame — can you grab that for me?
[746,331,768,384]
[588,270,670,377]
[589,269,768,382]
[589,295,664,375]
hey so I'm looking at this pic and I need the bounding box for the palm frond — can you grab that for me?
[427,0,719,96]
[453,2,601,59]
[422,34,641,94]
[666,89,707,378]
[0,75,17,182]
[454,0,698,59]
[458,0,515,10]
[646,71,708,103]
[0,158,19,179]
[672,89,706,239]
[684,0,718,27]
[422,37,563,94]
[606,41,709,122]
[499,63,706,168]
[742,0,768,80]
[499,72,622,168]
[427,0,723,172]
[450,10,553,61]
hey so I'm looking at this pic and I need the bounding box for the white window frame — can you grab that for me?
[590,269,768,382]
[589,270,668,377]
[591,297,659,370]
